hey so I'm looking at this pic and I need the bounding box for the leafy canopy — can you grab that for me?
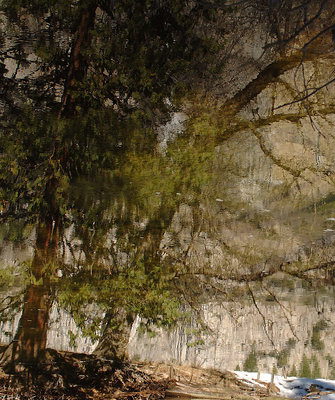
[0,0,221,344]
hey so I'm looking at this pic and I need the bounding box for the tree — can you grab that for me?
[299,355,312,378]
[311,355,321,378]
[2,0,335,380]
[0,0,223,373]
[289,365,298,377]
[243,346,258,372]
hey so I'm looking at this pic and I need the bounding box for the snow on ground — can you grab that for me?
[233,371,335,400]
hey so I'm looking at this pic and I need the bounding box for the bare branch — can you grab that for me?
[274,76,335,110]
[261,283,299,341]
[248,122,307,178]
[302,22,335,52]
[219,52,318,120]
[246,282,277,351]
[263,0,329,50]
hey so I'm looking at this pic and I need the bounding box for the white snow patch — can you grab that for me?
[232,371,335,400]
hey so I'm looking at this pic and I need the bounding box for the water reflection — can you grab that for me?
[129,272,335,379]
[0,168,187,371]
[1,127,335,379]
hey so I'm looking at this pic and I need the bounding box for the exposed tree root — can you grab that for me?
[0,348,168,399]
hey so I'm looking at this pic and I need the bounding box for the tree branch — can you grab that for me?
[274,76,335,110]
[263,0,329,50]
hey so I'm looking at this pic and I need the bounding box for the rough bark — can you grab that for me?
[0,217,57,372]
[1,4,99,373]
[58,3,97,117]
[93,309,134,361]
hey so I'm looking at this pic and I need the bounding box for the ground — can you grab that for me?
[0,349,282,400]
[137,362,285,400]
[1,350,335,400]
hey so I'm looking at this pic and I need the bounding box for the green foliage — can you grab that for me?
[287,338,297,348]
[277,348,290,368]
[0,0,223,120]
[0,266,16,290]
[274,338,296,368]
[314,319,328,332]
[311,355,321,378]
[243,346,258,372]
[289,365,298,377]
[0,0,225,359]
[0,264,25,325]
[328,355,335,379]
[311,321,327,351]
[186,339,205,347]
[53,116,216,340]
[326,354,334,366]
[57,247,182,341]
[0,0,223,222]
[311,331,324,351]
[299,355,312,378]
[68,330,78,350]
[0,221,34,243]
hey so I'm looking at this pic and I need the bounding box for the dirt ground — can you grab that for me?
[136,362,286,400]
[0,350,287,400]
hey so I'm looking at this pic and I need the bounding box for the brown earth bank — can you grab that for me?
[0,348,287,400]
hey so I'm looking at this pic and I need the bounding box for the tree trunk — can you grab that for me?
[59,2,97,117]
[1,1,98,375]
[93,309,134,362]
[1,217,57,373]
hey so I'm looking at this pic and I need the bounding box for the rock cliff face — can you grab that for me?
[128,273,335,378]
[128,20,335,378]
[163,59,335,276]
